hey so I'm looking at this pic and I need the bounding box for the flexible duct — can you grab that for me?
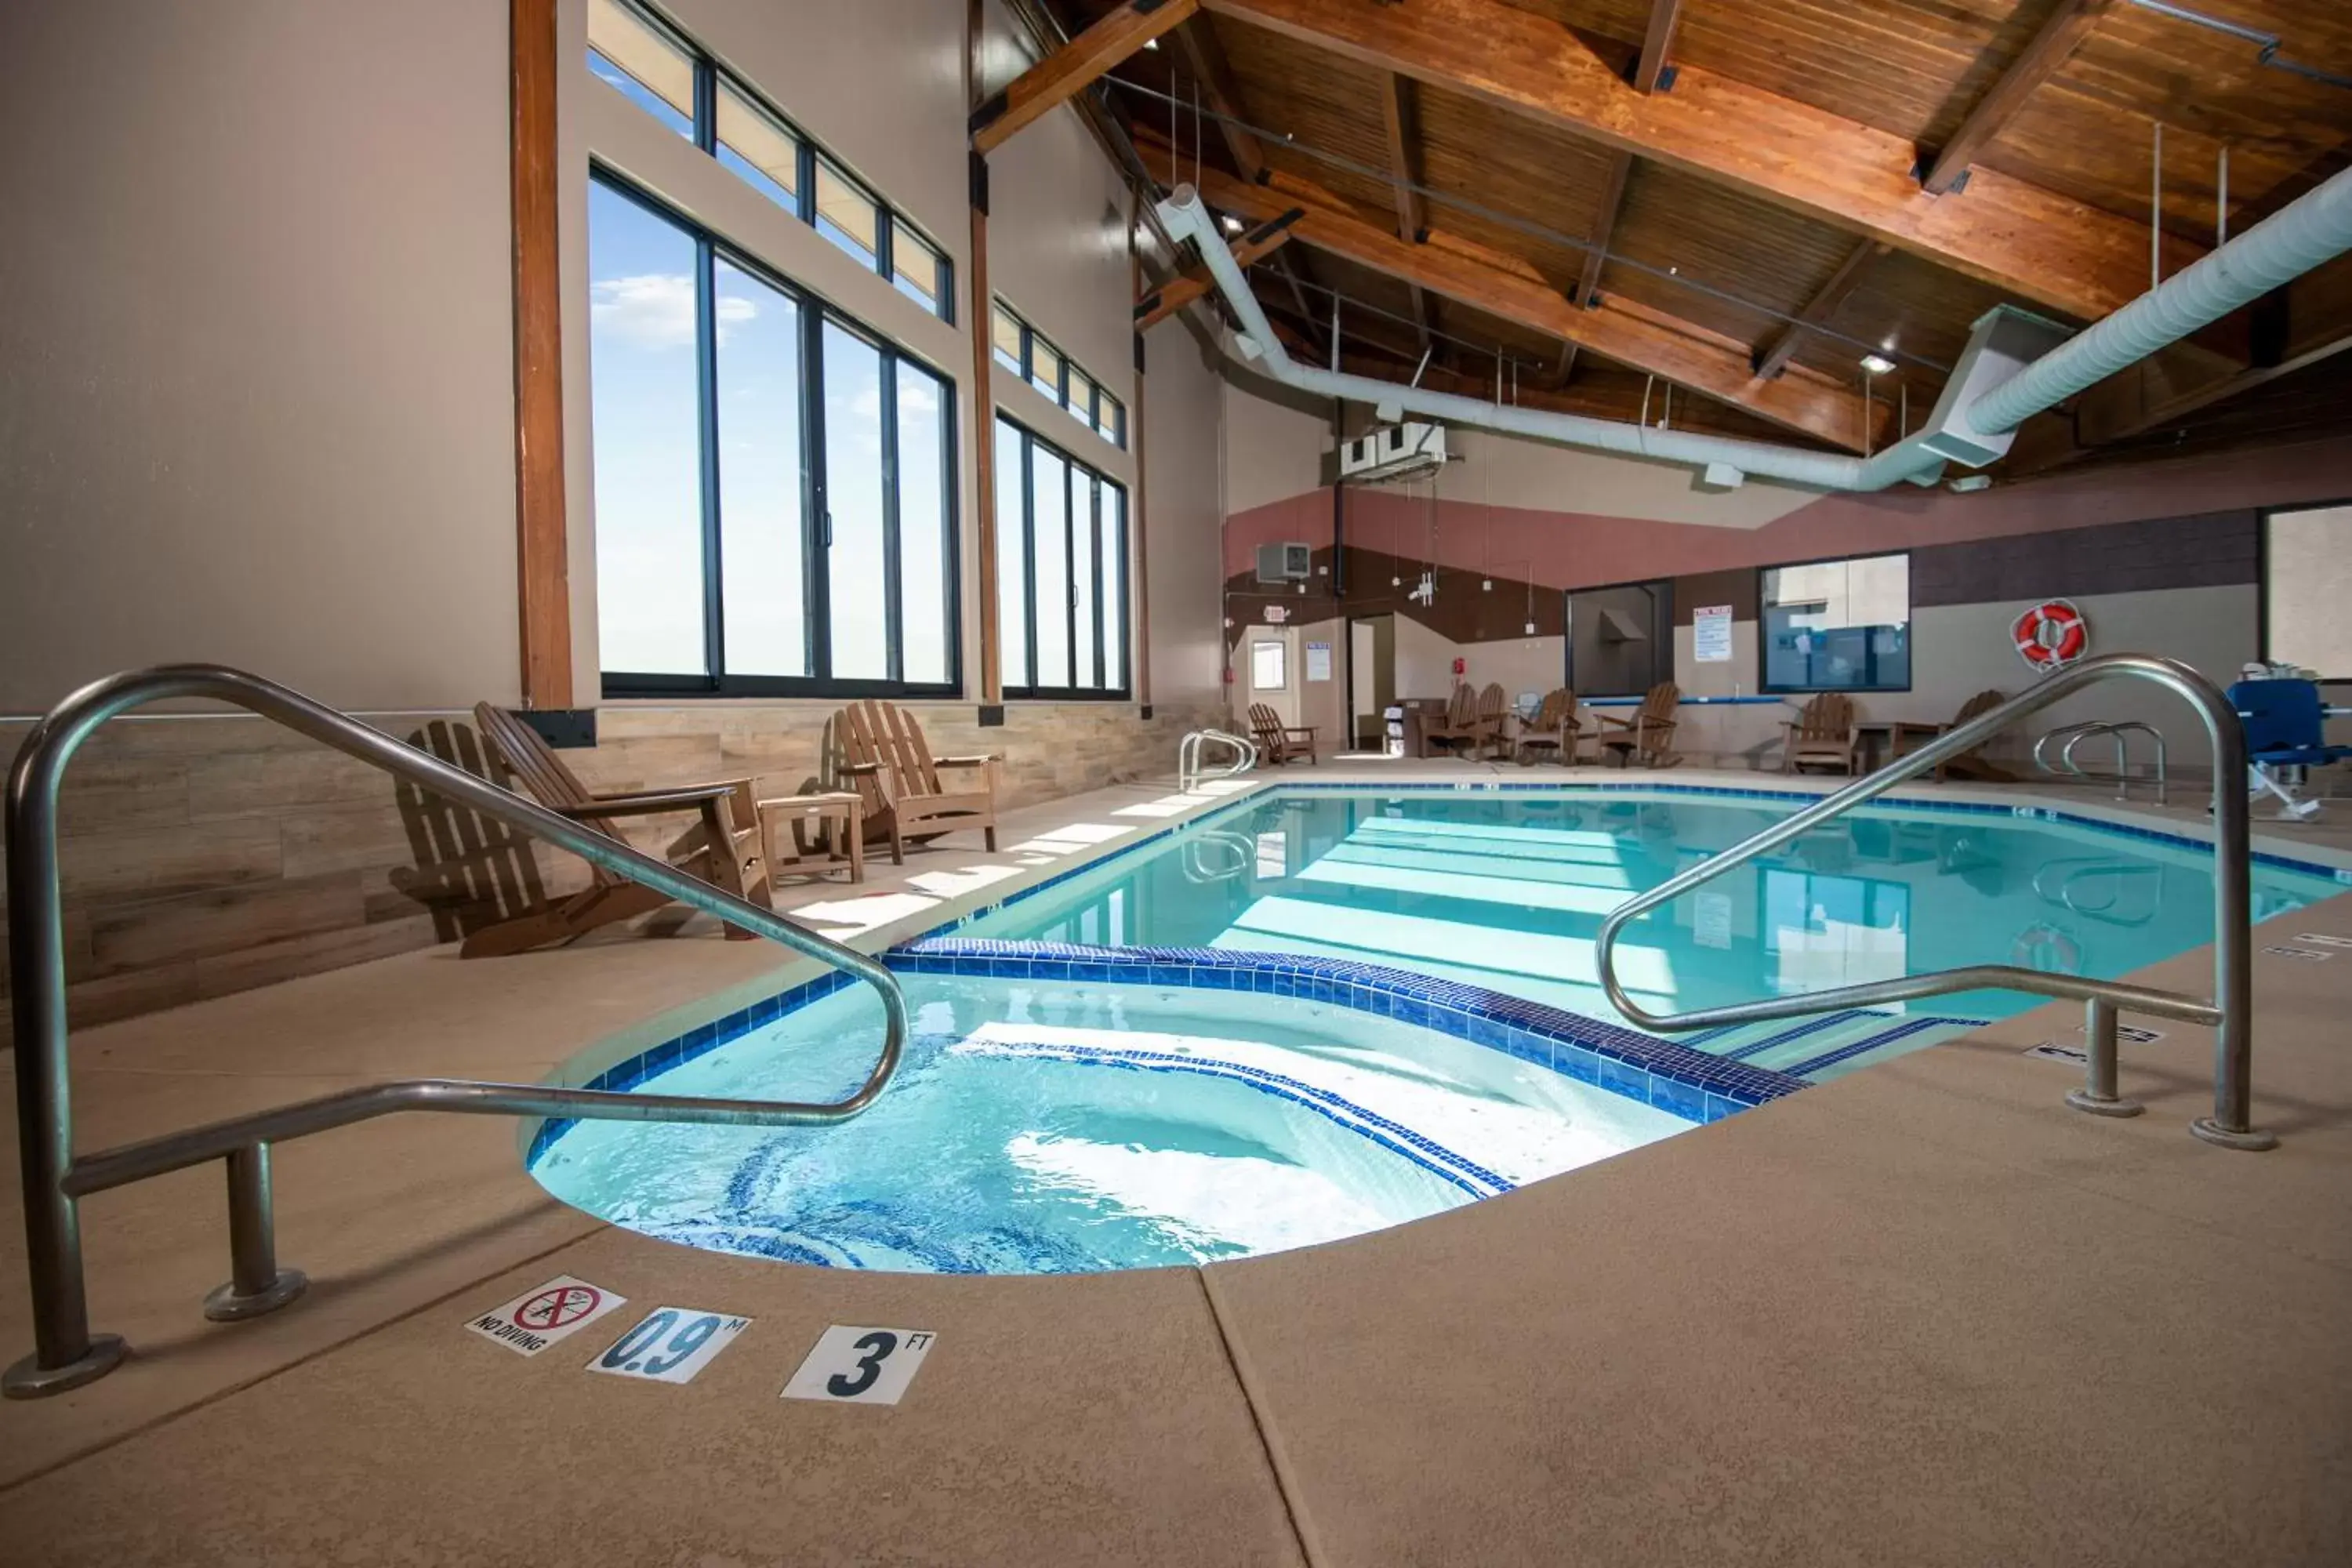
[1158,162,2352,493]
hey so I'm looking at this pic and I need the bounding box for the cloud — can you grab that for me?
[592,273,757,350]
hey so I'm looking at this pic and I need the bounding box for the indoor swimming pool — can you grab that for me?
[532,785,2343,1276]
[959,788,2347,1080]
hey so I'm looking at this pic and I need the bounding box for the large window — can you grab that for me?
[992,300,1127,448]
[588,0,951,321]
[996,417,1130,699]
[1565,579,1671,698]
[1760,553,1911,693]
[2263,503,2352,681]
[591,175,956,696]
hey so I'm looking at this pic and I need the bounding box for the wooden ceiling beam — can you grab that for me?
[1633,0,1684,94]
[1920,0,2115,196]
[1199,0,2184,320]
[1575,151,1632,310]
[1166,13,1325,353]
[1136,131,1885,451]
[1376,71,1436,350]
[971,0,1199,154]
[1753,238,1892,379]
[1134,209,1304,330]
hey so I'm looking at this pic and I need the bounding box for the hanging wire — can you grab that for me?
[1106,71,1953,374]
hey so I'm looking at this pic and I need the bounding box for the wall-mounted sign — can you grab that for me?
[1693,604,1734,663]
[1264,605,1289,623]
[1305,641,1333,682]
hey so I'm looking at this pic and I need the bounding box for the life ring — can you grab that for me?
[2011,922,2082,975]
[2013,598,2089,672]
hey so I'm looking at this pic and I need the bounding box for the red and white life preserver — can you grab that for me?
[2012,598,2089,672]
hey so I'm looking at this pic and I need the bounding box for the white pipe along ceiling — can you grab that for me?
[1156,164,2352,494]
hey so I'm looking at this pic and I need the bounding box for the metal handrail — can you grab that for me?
[1180,828,1257,884]
[1594,654,2274,1152]
[2034,718,2168,804]
[6,666,912,1399]
[1179,728,1258,793]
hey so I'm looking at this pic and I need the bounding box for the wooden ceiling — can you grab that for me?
[1015,0,2352,475]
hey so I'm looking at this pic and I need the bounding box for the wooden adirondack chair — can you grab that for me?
[1595,682,1682,768]
[1782,692,1861,774]
[464,703,767,957]
[1515,688,1586,765]
[1427,682,1507,760]
[1247,702,1318,765]
[1895,688,2018,781]
[828,699,1000,864]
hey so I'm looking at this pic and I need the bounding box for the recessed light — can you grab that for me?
[1220,214,1243,234]
[1143,37,1160,49]
[1859,353,1896,376]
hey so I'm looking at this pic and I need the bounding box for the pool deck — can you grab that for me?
[2,760,2348,1563]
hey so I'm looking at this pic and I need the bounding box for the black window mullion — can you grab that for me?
[694,235,725,684]
[1019,427,1037,692]
[1063,460,1080,688]
[804,303,833,680]
[877,209,895,286]
[691,57,716,152]
[1090,478,1107,690]
[797,139,817,226]
[880,352,904,684]
[1111,483,1129,691]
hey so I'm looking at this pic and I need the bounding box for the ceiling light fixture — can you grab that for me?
[1220,213,1243,234]
[1143,37,1160,50]
[1859,353,1897,376]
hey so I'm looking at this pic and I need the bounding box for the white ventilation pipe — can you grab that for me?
[1159,163,2352,493]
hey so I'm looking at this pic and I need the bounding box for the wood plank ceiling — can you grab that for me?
[1040,0,2352,470]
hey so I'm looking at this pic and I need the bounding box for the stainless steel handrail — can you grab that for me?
[1180,828,1256,884]
[1594,654,2274,1153]
[2034,718,2168,804]
[1179,728,1258,793]
[6,666,912,1399]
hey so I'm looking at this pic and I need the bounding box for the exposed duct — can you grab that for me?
[1157,164,2352,494]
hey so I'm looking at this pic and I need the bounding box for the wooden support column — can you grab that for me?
[510,0,572,708]
[1129,190,1153,713]
[967,2,1003,710]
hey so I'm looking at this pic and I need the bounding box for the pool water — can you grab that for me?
[533,975,1690,1272]
[961,790,2343,1081]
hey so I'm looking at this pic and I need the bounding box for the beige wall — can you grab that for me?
[1224,382,1333,517]
[0,0,521,713]
[1145,325,1229,706]
[1428,428,1818,529]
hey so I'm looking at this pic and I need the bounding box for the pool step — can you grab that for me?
[1686,1010,1989,1081]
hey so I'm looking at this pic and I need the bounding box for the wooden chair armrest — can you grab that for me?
[837,760,886,775]
[1284,725,1316,739]
[1593,711,1637,731]
[934,754,1000,768]
[557,784,742,818]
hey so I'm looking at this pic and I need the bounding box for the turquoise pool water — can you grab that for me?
[960,789,2344,1081]
[533,975,1690,1272]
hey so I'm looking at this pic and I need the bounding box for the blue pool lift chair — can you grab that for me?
[2229,677,2352,820]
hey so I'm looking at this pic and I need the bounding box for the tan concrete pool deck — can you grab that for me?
[2,760,2348,1563]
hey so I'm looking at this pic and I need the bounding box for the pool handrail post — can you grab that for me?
[6,665,913,1400]
[1593,653,2270,1152]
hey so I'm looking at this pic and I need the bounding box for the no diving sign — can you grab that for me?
[466,1275,626,1357]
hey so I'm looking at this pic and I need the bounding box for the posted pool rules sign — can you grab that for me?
[466,1276,626,1357]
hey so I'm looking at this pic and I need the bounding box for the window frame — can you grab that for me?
[995,414,1132,702]
[1755,549,1914,696]
[592,168,962,702]
[589,0,953,324]
[992,298,1127,451]
[1563,575,1674,699]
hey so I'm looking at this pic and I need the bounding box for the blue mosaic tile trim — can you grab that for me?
[893,938,1808,1125]
[956,1036,1510,1198]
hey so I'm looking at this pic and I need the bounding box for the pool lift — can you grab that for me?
[2230,668,2352,820]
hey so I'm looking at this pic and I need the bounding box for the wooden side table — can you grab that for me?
[756,791,866,885]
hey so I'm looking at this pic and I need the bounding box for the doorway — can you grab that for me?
[1244,626,1300,729]
[1348,614,1396,750]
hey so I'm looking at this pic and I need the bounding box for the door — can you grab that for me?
[1245,628,1300,730]
[1348,615,1396,749]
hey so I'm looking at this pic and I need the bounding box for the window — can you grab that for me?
[1760,553,1911,693]
[587,0,953,321]
[1565,579,1671,698]
[2263,503,2352,680]
[996,416,1131,699]
[1251,640,1287,691]
[991,299,1126,449]
[591,174,956,696]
